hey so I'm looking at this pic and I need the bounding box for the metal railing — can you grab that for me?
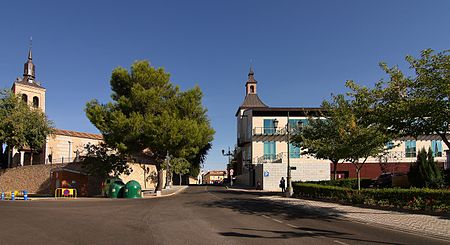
[253,127,299,136]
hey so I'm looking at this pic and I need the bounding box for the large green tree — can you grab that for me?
[0,90,53,167]
[348,49,450,149]
[85,61,214,191]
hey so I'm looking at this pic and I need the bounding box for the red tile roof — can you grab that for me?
[53,129,103,140]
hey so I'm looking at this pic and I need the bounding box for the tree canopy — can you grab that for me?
[294,94,391,188]
[348,49,450,148]
[81,143,131,178]
[85,61,214,190]
[0,90,53,167]
[170,157,191,185]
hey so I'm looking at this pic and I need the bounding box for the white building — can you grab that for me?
[234,69,330,191]
[233,69,449,191]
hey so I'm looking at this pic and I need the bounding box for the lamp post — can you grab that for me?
[222,147,234,186]
[273,112,302,197]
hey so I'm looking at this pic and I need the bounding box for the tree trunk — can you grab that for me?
[179,173,182,185]
[332,161,338,180]
[7,149,12,168]
[357,169,361,190]
[30,148,33,165]
[155,164,164,192]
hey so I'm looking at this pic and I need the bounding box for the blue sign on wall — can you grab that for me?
[263,171,270,177]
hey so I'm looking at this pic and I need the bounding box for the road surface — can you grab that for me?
[0,185,448,245]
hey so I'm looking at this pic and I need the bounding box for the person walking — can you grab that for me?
[279,177,286,193]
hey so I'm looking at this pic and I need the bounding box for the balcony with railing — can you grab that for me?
[252,127,299,142]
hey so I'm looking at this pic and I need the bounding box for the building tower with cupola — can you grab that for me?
[11,46,46,112]
[7,45,102,168]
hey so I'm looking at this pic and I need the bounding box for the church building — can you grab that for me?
[8,47,102,167]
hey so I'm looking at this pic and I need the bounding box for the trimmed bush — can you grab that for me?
[305,178,374,189]
[293,182,450,212]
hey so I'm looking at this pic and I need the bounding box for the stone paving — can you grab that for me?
[259,195,450,241]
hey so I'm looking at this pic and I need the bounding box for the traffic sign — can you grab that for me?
[230,169,234,176]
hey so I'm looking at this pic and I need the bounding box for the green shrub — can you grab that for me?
[304,178,374,189]
[409,148,444,188]
[293,182,450,212]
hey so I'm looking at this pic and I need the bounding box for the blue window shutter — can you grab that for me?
[264,119,274,134]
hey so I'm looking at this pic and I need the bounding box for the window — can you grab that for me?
[288,119,308,133]
[405,140,416,158]
[250,85,254,93]
[263,119,275,134]
[263,141,276,160]
[431,140,443,157]
[386,142,394,149]
[289,143,300,158]
[32,96,39,108]
[22,94,28,103]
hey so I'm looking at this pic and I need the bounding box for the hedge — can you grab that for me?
[293,182,450,212]
[305,178,374,189]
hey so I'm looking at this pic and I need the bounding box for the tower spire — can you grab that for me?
[23,37,35,82]
[28,36,33,60]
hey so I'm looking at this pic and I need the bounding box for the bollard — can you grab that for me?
[1,192,4,200]
[11,191,15,201]
[23,190,28,201]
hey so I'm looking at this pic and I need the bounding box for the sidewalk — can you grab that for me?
[143,185,188,198]
[18,185,188,201]
[259,195,450,241]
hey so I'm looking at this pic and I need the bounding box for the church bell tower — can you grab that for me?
[12,40,46,113]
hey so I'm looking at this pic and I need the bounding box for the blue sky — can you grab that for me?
[1,1,449,171]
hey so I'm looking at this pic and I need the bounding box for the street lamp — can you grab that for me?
[222,147,234,186]
[273,113,302,197]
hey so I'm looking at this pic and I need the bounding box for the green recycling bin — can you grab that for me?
[109,181,125,198]
[124,180,142,198]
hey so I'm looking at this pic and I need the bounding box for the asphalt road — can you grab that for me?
[0,185,448,245]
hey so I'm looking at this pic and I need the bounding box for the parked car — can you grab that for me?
[373,172,409,188]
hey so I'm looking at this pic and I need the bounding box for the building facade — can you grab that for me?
[234,69,330,191]
[234,69,449,191]
[203,170,226,184]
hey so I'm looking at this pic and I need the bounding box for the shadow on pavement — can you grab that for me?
[192,187,346,221]
[220,227,406,244]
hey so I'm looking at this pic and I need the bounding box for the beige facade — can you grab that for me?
[203,171,226,184]
[45,130,103,164]
[12,82,46,112]
[119,163,165,190]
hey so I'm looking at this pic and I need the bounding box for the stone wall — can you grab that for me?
[0,164,63,194]
[261,161,330,191]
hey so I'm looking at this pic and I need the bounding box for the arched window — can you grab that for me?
[33,96,39,108]
[22,94,28,103]
[250,85,255,93]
